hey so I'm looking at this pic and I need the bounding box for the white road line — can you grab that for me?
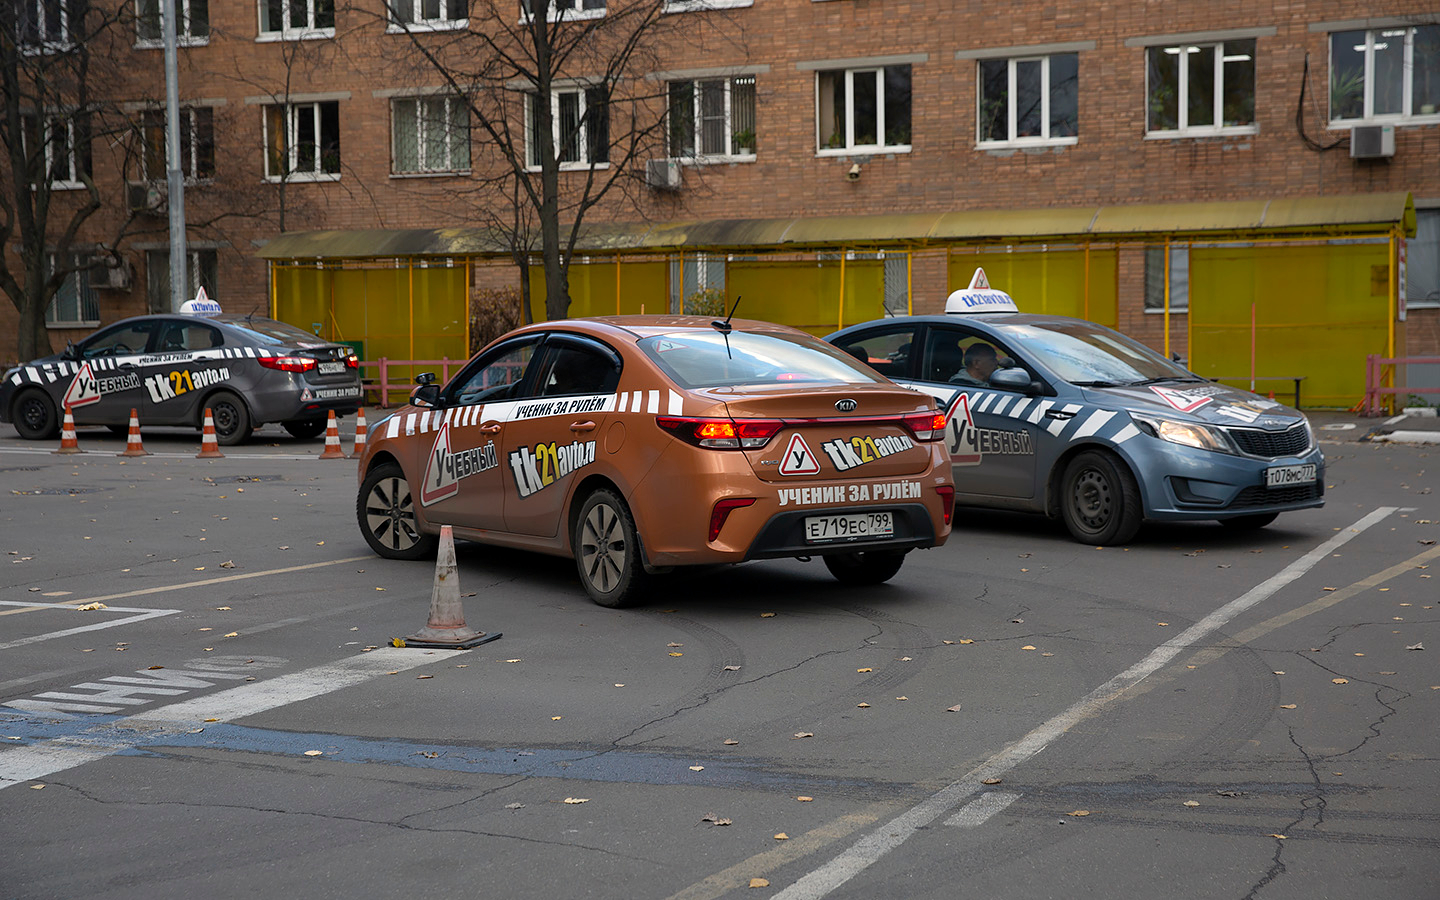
[945,791,1021,828]
[772,506,1397,900]
[0,647,461,790]
[0,603,180,651]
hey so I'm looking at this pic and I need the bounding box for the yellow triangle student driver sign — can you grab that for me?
[779,433,821,475]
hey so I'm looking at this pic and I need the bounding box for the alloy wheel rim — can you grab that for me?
[365,476,419,551]
[580,503,625,594]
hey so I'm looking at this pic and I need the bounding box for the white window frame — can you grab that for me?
[520,0,605,23]
[17,0,73,51]
[1408,208,1440,310]
[135,0,209,48]
[391,95,471,175]
[386,0,467,33]
[667,76,756,162]
[976,54,1079,148]
[44,250,101,328]
[815,66,912,156]
[257,0,335,41]
[264,101,341,182]
[663,0,752,12]
[1145,41,1258,138]
[525,88,609,171]
[25,112,86,190]
[1328,26,1440,125]
[141,106,215,183]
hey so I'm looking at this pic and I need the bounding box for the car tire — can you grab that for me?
[1221,512,1279,530]
[356,462,437,560]
[574,489,648,608]
[1060,450,1143,545]
[12,390,59,441]
[283,417,327,440]
[207,392,251,446]
[822,550,907,585]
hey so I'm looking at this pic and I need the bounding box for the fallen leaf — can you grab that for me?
[198,627,212,632]
[551,716,562,721]
[958,639,974,645]
[724,739,739,745]
[689,765,705,772]
[505,802,524,810]
[946,704,963,712]
[220,560,235,568]
[224,632,238,638]
[613,683,624,687]
[1043,652,1055,657]
[506,659,522,663]
[1157,622,1169,627]
[1021,645,1036,651]
[701,813,731,825]
[1010,618,1024,624]
[669,652,684,657]
[1067,810,1090,817]
[723,665,741,672]
[667,642,683,648]
[857,667,873,673]
[563,798,589,805]
[749,878,769,888]
[1183,800,1200,807]
[419,751,438,759]
[943,640,956,645]
[774,833,789,840]
[203,717,218,723]
[857,702,871,708]
[895,696,908,701]
[1407,642,1425,651]
[417,674,434,680]
[760,612,776,618]
[1274,671,1285,675]
[75,602,107,611]
[1279,704,1297,709]
[1332,678,1349,684]
[1216,789,1244,797]
[796,796,813,802]
[982,778,1002,785]
[898,656,913,661]
[304,750,323,757]
[792,732,814,739]
[215,606,230,610]
[1269,834,1287,840]
[30,784,44,790]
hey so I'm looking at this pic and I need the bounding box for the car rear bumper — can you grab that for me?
[742,503,939,559]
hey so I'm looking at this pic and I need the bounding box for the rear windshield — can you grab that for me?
[211,315,329,346]
[638,330,886,389]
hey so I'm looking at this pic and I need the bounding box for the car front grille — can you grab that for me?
[1230,483,1323,509]
[1227,423,1311,458]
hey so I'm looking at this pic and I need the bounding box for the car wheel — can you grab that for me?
[1060,450,1142,545]
[12,390,58,440]
[1221,512,1279,530]
[574,489,648,608]
[207,391,251,446]
[283,417,327,440]
[822,550,907,585]
[357,462,437,560]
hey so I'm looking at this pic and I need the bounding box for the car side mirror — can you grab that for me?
[63,342,80,361]
[410,383,441,408]
[990,367,1039,394]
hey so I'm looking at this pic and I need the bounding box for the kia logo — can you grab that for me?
[835,398,858,412]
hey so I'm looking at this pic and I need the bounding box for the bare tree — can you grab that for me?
[366,0,730,321]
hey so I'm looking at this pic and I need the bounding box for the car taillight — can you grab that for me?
[345,354,360,368]
[709,497,756,542]
[902,411,948,441]
[258,355,317,373]
[656,416,783,450]
[935,484,955,525]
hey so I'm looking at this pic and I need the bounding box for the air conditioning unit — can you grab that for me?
[645,159,681,191]
[126,181,167,214]
[89,257,133,291]
[1350,124,1395,159]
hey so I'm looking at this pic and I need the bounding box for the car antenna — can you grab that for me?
[711,295,741,358]
[245,304,260,326]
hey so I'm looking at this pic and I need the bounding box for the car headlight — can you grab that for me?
[1132,414,1235,454]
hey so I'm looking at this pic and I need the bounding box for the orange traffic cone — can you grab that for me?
[117,408,149,457]
[196,408,225,458]
[350,407,368,459]
[53,405,81,455]
[398,525,500,650]
[319,410,345,459]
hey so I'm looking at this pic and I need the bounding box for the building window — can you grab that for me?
[520,0,604,20]
[146,248,218,314]
[393,96,470,174]
[1144,246,1189,313]
[667,75,756,159]
[45,252,100,327]
[1330,26,1440,122]
[1146,40,1256,135]
[1410,210,1440,309]
[978,53,1078,145]
[264,101,341,180]
[23,111,90,189]
[669,253,727,313]
[259,0,334,38]
[387,0,466,29]
[816,65,911,152]
[17,0,73,48]
[137,0,209,45]
[141,107,215,182]
[526,87,608,169]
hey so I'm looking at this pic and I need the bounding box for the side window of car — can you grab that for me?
[833,328,919,380]
[921,327,1020,387]
[450,339,539,406]
[157,322,223,352]
[81,322,158,358]
[533,342,621,398]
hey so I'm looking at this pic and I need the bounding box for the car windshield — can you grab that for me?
[638,330,885,389]
[993,321,1196,385]
[211,315,329,346]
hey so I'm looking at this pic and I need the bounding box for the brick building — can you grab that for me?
[5,1,1439,408]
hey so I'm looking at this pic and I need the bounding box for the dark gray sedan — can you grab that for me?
[2,313,362,445]
[827,273,1324,544]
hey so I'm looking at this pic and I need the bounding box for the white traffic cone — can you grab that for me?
[53,406,81,455]
[350,408,368,459]
[319,410,345,459]
[117,408,149,457]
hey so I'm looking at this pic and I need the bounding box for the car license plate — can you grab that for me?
[1265,463,1316,488]
[317,361,346,375]
[804,512,894,543]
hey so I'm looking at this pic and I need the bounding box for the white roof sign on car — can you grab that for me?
[180,286,223,317]
[945,267,1019,314]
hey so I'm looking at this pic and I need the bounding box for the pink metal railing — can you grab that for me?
[357,358,458,409]
[1362,355,1440,416]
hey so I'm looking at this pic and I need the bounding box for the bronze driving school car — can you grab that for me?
[355,316,955,607]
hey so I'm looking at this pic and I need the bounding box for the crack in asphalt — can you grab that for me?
[1242,726,1324,900]
[1289,648,1412,761]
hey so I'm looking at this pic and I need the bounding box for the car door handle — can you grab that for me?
[569,420,596,433]
[1045,410,1076,420]
[479,423,501,434]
